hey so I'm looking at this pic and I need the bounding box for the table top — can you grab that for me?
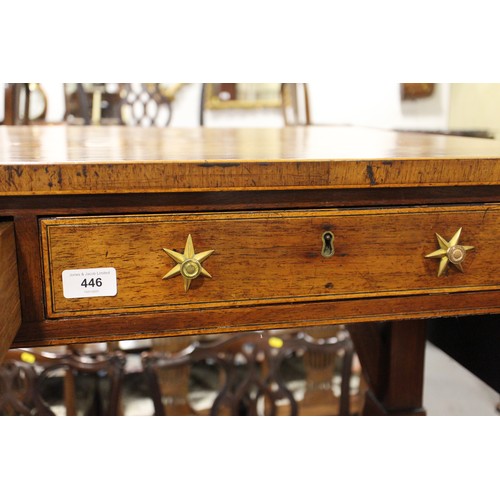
[2,125,500,163]
[1,125,499,195]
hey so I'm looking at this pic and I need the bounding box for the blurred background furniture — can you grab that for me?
[142,326,365,416]
[0,327,365,416]
[63,83,185,126]
[64,83,120,125]
[2,83,48,125]
[0,346,125,416]
[281,83,311,125]
[118,83,173,126]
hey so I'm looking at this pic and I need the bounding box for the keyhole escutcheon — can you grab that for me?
[321,231,335,257]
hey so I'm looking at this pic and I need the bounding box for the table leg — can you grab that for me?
[349,320,427,416]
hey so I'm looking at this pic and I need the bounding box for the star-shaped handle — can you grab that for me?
[425,228,474,277]
[163,234,214,291]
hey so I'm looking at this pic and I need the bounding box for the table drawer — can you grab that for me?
[40,206,500,318]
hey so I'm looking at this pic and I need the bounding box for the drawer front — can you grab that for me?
[40,206,500,318]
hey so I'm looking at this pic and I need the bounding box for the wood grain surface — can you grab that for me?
[40,205,500,318]
[12,289,500,349]
[0,223,21,361]
[0,126,499,195]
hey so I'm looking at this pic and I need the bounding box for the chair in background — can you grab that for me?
[0,347,126,416]
[118,83,173,127]
[281,83,311,126]
[63,83,182,126]
[64,83,122,125]
[142,326,364,416]
[142,336,196,416]
[2,83,48,125]
[298,325,366,415]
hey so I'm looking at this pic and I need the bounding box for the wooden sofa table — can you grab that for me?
[1,125,499,416]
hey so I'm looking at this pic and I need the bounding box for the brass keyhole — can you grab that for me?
[321,231,335,257]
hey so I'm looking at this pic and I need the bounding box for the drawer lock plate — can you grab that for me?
[321,231,335,258]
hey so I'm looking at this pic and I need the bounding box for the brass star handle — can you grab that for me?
[425,228,474,277]
[163,234,214,291]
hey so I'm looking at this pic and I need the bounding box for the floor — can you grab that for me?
[423,341,499,416]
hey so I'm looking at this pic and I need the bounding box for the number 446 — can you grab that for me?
[81,278,103,288]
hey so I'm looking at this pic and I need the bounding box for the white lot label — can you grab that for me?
[62,268,117,299]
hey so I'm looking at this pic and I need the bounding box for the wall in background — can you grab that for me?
[449,83,500,138]
[308,82,450,131]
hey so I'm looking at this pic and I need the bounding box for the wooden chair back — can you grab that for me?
[118,83,173,126]
[0,348,125,416]
[2,83,47,125]
[142,328,358,416]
